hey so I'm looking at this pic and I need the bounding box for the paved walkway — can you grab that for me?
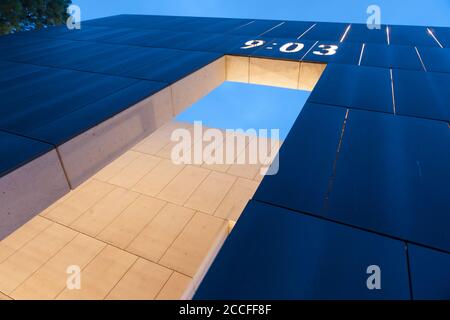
[0,121,280,300]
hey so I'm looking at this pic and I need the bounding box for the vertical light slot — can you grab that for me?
[414,47,427,71]
[358,43,366,66]
[337,109,350,154]
[389,68,396,115]
[297,23,316,39]
[231,20,255,32]
[258,21,285,36]
[386,26,391,45]
[427,28,444,48]
[300,40,319,60]
[340,24,351,43]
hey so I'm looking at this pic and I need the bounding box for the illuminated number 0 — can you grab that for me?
[279,42,304,53]
[313,44,338,56]
[241,40,265,49]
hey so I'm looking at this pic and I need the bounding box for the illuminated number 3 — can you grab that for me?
[241,40,265,49]
[313,44,338,56]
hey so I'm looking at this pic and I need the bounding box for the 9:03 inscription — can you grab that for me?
[240,39,338,56]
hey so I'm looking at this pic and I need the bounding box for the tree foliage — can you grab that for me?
[0,0,72,35]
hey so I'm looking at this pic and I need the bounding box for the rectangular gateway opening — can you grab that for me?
[0,55,326,300]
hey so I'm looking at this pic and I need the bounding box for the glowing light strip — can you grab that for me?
[297,23,316,39]
[414,47,427,71]
[231,20,255,32]
[390,69,396,115]
[427,28,444,48]
[358,43,366,66]
[386,26,390,45]
[258,22,286,36]
[300,40,319,60]
[340,24,351,43]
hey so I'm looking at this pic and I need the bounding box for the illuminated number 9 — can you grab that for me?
[313,44,338,56]
[241,40,265,49]
[279,42,304,53]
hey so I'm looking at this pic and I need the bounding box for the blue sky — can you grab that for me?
[75,0,450,27]
[175,82,309,140]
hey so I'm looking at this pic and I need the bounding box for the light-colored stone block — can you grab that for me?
[226,55,249,83]
[57,86,173,188]
[157,166,210,205]
[214,177,259,221]
[132,159,185,197]
[0,292,11,300]
[171,57,226,115]
[201,131,253,173]
[298,62,326,91]
[93,150,141,182]
[107,153,161,189]
[147,86,175,128]
[39,190,74,216]
[159,212,226,277]
[11,233,105,300]
[106,258,172,300]
[155,123,209,162]
[227,140,262,179]
[0,223,77,294]
[249,57,300,89]
[156,272,192,300]
[57,245,137,300]
[97,195,166,249]
[156,124,196,160]
[132,121,189,155]
[44,179,115,226]
[182,216,228,300]
[184,172,236,214]
[127,203,194,262]
[0,216,52,264]
[70,187,139,237]
[0,150,70,241]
